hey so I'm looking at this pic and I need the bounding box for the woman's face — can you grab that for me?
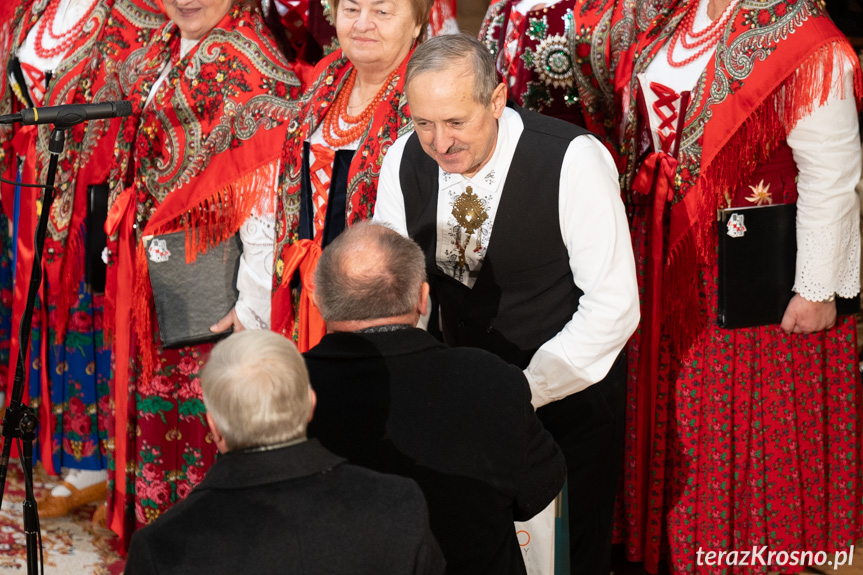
[163,0,233,40]
[336,0,421,74]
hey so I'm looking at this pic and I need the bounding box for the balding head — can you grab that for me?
[314,223,428,326]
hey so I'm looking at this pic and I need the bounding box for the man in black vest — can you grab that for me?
[305,222,566,575]
[374,33,640,575]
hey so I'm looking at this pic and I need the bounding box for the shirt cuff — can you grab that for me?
[235,297,270,330]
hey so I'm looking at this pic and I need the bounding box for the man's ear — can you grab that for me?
[206,412,229,454]
[307,387,317,423]
[490,82,507,119]
[417,281,430,316]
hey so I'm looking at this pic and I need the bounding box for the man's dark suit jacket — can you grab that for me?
[124,439,445,575]
[305,327,566,575]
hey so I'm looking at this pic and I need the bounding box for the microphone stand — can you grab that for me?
[0,126,69,575]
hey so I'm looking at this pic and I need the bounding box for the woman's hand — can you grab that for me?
[210,308,246,334]
[780,294,836,334]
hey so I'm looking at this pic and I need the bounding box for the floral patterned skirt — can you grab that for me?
[35,286,112,472]
[0,213,111,474]
[615,212,863,574]
[107,341,217,547]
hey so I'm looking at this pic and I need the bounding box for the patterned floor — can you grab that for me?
[0,462,123,574]
[0,458,860,575]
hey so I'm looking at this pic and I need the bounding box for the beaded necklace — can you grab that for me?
[34,0,99,59]
[322,67,398,148]
[666,0,737,68]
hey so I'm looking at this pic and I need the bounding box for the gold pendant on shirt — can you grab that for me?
[451,185,488,272]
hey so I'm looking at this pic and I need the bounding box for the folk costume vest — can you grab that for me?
[401,104,586,369]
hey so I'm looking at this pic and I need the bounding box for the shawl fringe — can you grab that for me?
[133,161,278,388]
[661,40,863,354]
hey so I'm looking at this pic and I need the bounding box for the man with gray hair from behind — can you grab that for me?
[124,329,445,575]
[305,221,566,575]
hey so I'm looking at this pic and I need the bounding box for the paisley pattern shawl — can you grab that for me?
[271,48,412,336]
[106,1,300,370]
[574,0,862,342]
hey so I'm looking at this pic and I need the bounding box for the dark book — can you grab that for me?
[717,203,858,329]
[145,231,242,348]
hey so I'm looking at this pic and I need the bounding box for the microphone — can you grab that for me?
[0,101,133,127]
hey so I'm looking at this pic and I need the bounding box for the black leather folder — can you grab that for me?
[145,231,242,348]
[717,203,858,329]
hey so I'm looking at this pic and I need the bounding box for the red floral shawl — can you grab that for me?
[105,1,301,353]
[573,0,862,343]
[271,48,413,340]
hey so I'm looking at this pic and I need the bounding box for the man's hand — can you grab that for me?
[780,294,836,334]
[210,308,245,334]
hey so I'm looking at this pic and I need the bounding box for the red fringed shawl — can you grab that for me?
[271,48,413,342]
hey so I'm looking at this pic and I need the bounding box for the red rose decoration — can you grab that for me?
[186,464,205,486]
[774,3,787,16]
[70,413,92,436]
[757,9,771,25]
[150,375,175,397]
[142,462,162,483]
[69,310,93,333]
[68,396,85,415]
[176,480,192,500]
[177,356,199,377]
[177,376,202,400]
[150,481,171,506]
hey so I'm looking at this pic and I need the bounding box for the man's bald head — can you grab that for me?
[314,223,427,323]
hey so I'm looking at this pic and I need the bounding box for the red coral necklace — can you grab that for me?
[322,68,398,148]
[666,0,737,68]
[34,0,99,59]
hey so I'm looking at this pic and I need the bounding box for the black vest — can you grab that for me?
[401,104,588,369]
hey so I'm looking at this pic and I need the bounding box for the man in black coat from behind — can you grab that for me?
[305,222,567,575]
[124,329,444,575]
